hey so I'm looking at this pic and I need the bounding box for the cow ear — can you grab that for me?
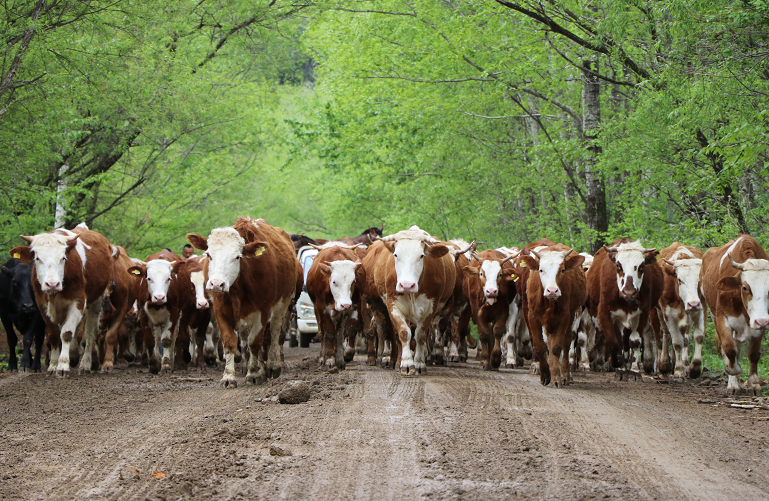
[243,241,268,258]
[606,250,617,262]
[716,276,741,292]
[319,263,331,274]
[644,250,660,264]
[383,241,396,253]
[171,260,185,275]
[187,233,208,251]
[354,258,362,268]
[564,254,585,270]
[463,265,480,277]
[521,255,538,270]
[10,246,33,263]
[127,266,146,278]
[0,266,11,278]
[663,263,677,277]
[426,244,449,258]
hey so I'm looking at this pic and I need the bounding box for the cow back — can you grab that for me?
[701,235,769,313]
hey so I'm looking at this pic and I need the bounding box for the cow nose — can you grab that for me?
[45,281,61,290]
[152,294,166,304]
[337,302,352,311]
[686,301,701,311]
[207,280,226,292]
[754,318,769,329]
[545,287,560,297]
[196,300,209,309]
[485,289,498,297]
[398,281,416,292]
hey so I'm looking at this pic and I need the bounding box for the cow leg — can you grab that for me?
[528,316,550,385]
[505,302,519,368]
[557,326,572,386]
[77,298,103,375]
[160,317,177,374]
[335,317,347,370]
[412,315,433,375]
[203,323,218,366]
[30,317,45,372]
[266,299,290,379]
[745,334,764,396]
[715,315,742,378]
[57,302,83,378]
[2,315,19,372]
[490,316,507,370]
[598,306,623,368]
[245,313,267,385]
[390,305,415,376]
[689,309,705,378]
[665,313,687,378]
[47,332,61,376]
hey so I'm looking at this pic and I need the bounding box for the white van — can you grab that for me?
[296,245,318,347]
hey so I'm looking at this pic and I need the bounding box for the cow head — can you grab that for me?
[522,248,584,300]
[604,241,658,301]
[718,256,769,330]
[579,252,594,274]
[187,229,267,294]
[381,226,448,294]
[1,262,37,313]
[129,259,178,305]
[11,233,78,294]
[320,259,362,311]
[662,258,703,311]
[466,252,516,305]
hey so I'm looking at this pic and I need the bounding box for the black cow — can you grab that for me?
[0,259,46,372]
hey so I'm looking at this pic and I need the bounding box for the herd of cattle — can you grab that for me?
[1,218,768,396]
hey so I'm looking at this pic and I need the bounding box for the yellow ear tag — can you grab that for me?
[520,261,527,268]
[512,275,519,282]
[254,246,266,257]
[131,269,141,275]
[13,253,20,259]
[320,268,327,275]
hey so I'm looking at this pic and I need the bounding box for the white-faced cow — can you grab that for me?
[657,243,707,379]
[11,226,114,377]
[174,255,214,370]
[306,245,364,370]
[523,245,586,386]
[586,239,663,375]
[187,217,300,388]
[463,249,517,370]
[375,226,455,376]
[701,235,769,395]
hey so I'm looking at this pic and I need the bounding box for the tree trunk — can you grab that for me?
[54,163,68,229]
[582,56,608,254]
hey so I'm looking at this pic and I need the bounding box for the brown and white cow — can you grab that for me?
[11,226,114,377]
[174,255,214,370]
[523,245,586,386]
[569,252,596,372]
[463,249,517,370]
[98,246,141,371]
[306,245,364,370]
[129,249,183,374]
[361,240,396,368]
[187,217,300,388]
[497,246,532,369]
[375,226,455,375]
[701,235,769,395]
[657,243,707,379]
[587,239,662,374]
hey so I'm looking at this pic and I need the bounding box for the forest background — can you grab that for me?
[1,0,767,256]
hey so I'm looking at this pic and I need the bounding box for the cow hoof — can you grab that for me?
[57,369,69,378]
[220,378,238,389]
[245,374,266,385]
[400,365,417,376]
[505,362,515,369]
[77,368,90,376]
[458,356,467,363]
[689,362,702,379]
[530,362,540,375]
[266,367,282,379]
[149,363,160,375]
[540,373,551,386]
[101,365,112,374]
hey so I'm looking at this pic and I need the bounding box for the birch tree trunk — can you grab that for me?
[582,56,608,254]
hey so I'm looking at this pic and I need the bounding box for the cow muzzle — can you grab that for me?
[43,281,62,293]
[396,282,417,293]
[544,287,561,299]
[152,294,167,305]
[196,300,210,310]
[752,318,769,330]
[685,301,701,311]
[619,288,638,301]
[22,302,36,313]
[336,302,352,311]
[207,279,227,294]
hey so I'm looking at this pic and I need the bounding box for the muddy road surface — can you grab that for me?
[1,347,768,500]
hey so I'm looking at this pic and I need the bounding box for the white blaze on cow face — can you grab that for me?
[146,260,174,305]
[672,259,703,311]
[612,242,647,300]
[328,260,358,311]
[537,251,568,299]
[739,260,769,330]
[29,233,77,293]
[579,252,594,273]
[480,260,502,305]
[190,271,209,309]
[204,227,245,294]
[393,240,426,293]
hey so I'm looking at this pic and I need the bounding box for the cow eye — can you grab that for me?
[393,254,398,259]
[35,257,42,263]
[147,277,153,282]
[235,255,242,260]
[561,268,565,273]
[332,281,337,286]
[678,278,683,284]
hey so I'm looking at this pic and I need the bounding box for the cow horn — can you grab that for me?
[644,248,657,253]
[380,234,397,242]
[531,250,541,259]
[456,241,475,255]
[309,243,323,250]
[500,252,519,265]
[564,248,573,258]
[20,235,34,243]
[728,254,746,271]
[424,235,439,244]
[471,252,482,263]
[603,246,619,253]
[662,258,674,266]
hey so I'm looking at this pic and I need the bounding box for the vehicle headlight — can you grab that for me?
[299,302,314,317]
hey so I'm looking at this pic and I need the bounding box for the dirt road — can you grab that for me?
[1,347,767,500]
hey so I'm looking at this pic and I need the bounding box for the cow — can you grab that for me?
[375,226,455,376]
[0,259,46,372]
[657,243,707,379]
[495,246,532,369]
[463,249,517,370]
[306,245,364,370]
[335,226,384,246]
[361,240,397,368]
[11,226,114,377]
[443,239,477,363]
[175,255,214,370]
[701,235,769,395]
[128,249,183,374]
[569,252,596,372]
[523,245,587,386]
[187,217,300,388]
[290,234,322,254]
[586,239,662,375]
